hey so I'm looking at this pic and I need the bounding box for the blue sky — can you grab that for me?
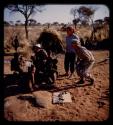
[4,4,109,24]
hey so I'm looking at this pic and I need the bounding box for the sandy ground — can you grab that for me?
[4,50,109,121]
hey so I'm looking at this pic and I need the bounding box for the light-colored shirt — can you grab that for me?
[66,33,80,53]
[75,46,95,62]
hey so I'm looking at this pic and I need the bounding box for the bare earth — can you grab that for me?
[4,50,109,121]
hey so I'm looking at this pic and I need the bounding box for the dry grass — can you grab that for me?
[4,25,109,55]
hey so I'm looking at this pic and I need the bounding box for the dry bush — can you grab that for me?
[18,39,33,59]
[4,26,25,52]
[4,25,109,54]
[37,28,64,54]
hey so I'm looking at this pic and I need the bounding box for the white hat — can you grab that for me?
[72,39,80,46]
[35,44,42,48]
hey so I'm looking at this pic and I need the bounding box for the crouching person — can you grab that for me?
[29,44,48,89]
[72,39,95,84]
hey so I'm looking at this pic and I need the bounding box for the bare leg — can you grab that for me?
[28,66,36,91]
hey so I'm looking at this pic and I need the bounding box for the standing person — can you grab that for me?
[12,35,19,52]
[72,40,95,84]
[64,26,80,77]
[11,53,20,74]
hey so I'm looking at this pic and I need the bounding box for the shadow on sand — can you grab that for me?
[4,73,31,98]
[4,73,94,98]
[48,82,93,92]
[17,95,38,107]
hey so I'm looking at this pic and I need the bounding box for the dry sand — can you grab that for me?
[4,50,109,121]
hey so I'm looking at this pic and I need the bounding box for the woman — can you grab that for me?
[64,26,80,77]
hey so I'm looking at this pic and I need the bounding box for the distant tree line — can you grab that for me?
[4,20,68,27]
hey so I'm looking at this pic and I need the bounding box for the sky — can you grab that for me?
[4,4,109,24]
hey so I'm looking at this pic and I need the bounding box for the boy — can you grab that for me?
[72,40,95,84]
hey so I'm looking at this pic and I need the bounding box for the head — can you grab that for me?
[33,44,42,52]
[66,26,75,36]
[72,39,81,48]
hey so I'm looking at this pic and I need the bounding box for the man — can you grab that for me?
[30,44,48,88]
[64,26,80,77]
[32,44,48,71]
[72,39,95,84]
[12,35,19,52]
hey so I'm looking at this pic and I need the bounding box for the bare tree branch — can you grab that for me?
[7,5,45,39]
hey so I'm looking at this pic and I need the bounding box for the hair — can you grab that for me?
[66,26,75,33]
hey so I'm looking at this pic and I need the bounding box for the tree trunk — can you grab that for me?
[25,20,28,39]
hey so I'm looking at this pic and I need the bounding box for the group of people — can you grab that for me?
[64,26,95,84]
[27,43,59,91]
[11,26,95,91]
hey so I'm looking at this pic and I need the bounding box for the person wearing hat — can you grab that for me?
[72,39,95,84]
[30,44,48,87]
[64,26,80,77]
[32,44,48,67]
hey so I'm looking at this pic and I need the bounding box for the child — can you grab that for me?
[64,26,80,77]
[72,39,95,84]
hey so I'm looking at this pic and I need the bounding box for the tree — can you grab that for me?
[70,7,80,28]
[29,19,37,26]
[4,21,10,26]
[37,22,41,26]
[71,6,97,40]
[9,21,14,25]
[16,20,21,26]
[70,8,77,19]
[77,6,97,40]
[81,20,89,26]
[104,17,109,24]
[73,18,80,28]
[60,23,65,26]
[94,19,103,24]
[103,17,109,38]
[52,22,59,26]
[7,5,45,39]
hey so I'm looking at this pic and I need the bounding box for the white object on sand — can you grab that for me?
[52,91,72,104]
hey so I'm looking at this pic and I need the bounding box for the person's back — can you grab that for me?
[34,49,48,71]
[75,46,95,62]
[72,40,95,84]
